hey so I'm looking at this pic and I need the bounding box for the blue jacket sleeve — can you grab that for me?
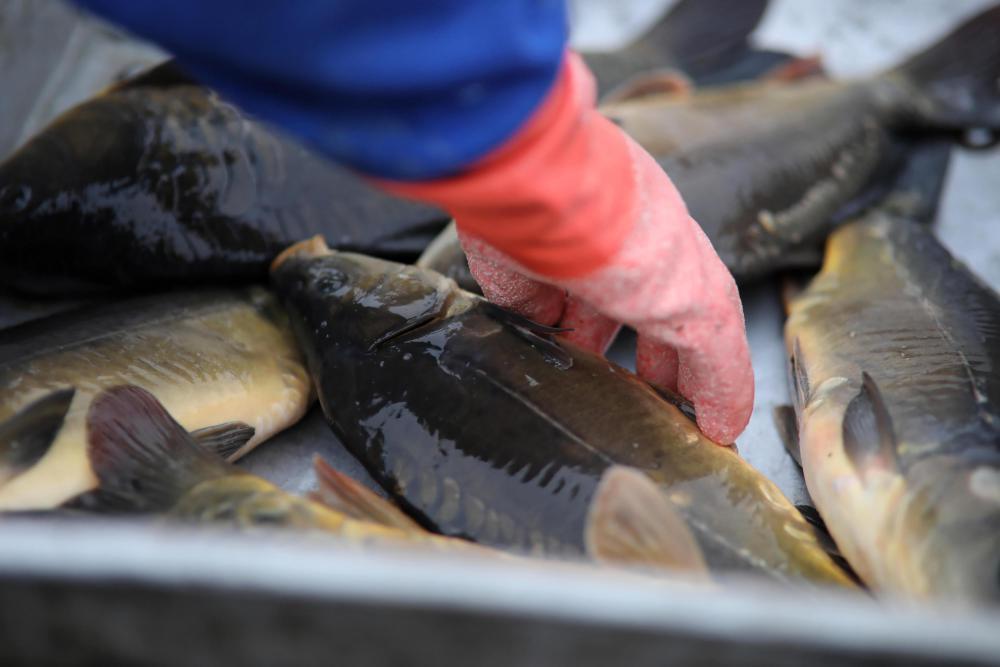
[74,0,568,180]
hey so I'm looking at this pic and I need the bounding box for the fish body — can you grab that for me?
[0,63,449,294]
[83,384,478,555]
[0,288,311,509]
[271,238,852,586]
[785,212,1000,603]
[603,6,1000,280]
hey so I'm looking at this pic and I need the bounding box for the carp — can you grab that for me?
[0,62,449,295]
[270,237,854,587]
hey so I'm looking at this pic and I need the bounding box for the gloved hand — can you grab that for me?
[383,53,753,444]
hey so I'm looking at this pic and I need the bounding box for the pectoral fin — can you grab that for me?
[482,302,573,370]
[773,405,802,468]
[190,422,256,461]
[0,388,75,485]
[310,456,423,532]
[585,465,708,577]
[842,373,898,479]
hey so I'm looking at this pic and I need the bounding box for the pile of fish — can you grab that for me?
[2,0,1000,609]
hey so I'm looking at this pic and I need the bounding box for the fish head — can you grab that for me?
[271,236,457,354]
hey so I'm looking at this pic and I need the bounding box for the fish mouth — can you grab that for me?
[270,235,333,273]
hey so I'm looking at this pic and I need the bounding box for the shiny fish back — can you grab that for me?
[271,240,853,587]
[0,66,448,294]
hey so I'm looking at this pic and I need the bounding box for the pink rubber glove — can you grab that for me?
[381,53,753,444]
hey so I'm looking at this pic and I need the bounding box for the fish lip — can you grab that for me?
[270,235,332,273]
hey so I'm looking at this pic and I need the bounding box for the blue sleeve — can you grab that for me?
[73,0,567,180]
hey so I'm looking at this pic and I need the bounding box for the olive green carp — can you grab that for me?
[784,207,1000,603]
[81,384,483,556]
[0,62,449,295]
[0,288,311,510]
[270,237,853,587]
[602,5,1000,280]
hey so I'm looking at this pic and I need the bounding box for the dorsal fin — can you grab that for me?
[309,456,423,533]
[86,385,230,512]
[0,388,75,484]
[842,373,898,478]
[585,465,708,578]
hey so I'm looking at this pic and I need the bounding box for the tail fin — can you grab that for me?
[85,385,229,512]
[638,0,770,78]
[892,5,1000,133]
[584,0,768,96]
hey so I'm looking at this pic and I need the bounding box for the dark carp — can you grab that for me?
[0,62,449,295]
[603,5,1000,280]
[270,237,854,586]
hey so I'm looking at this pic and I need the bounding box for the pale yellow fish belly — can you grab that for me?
[0,292,312,509]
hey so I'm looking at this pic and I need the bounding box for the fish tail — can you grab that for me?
[891,5,1000,136]
[84,385,229,512]
[641,0,770,77]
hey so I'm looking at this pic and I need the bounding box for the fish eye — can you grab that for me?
[0,185,32,213]
[314,268,348,293]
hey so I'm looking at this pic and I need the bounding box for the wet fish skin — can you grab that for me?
[785,212,1000,603]
[602,6,1000,280]
[271,239,853,587]
[0,62,449,295]
[0,287,312,510]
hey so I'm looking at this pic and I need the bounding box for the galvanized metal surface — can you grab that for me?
[2,1,1000,664]
[1,519,999,667]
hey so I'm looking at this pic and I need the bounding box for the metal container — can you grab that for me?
[2,2,1000,664]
